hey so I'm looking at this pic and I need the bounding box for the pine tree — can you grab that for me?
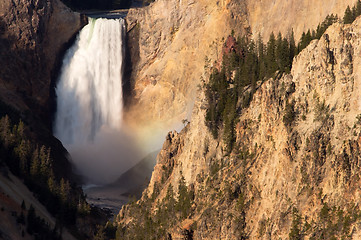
[352,6,357,20]
[283,100,296,128]
[257,33,266,81]
[305,30,312,44]
[276,32,283,67]
[175,174,192,219]
[275,33,290,72]
[0,115,12,147]
[16,140,30,174]
[316,14,336,39]
[205,68,229,139]
[344,6,355,24]
[266,32,277,75]
[17,120,24,137]
[164,183,176,220]
[289,30,296,63]
[21,200,26,210]
[315,23,322,39]
[30,147,40,177]
[27,204,36,235]
[223,93,237,153]
[39,146,51,179]
[311,29,316,39]
[357,0,361,16]
[298,30,313,52]
[282,37,291,72]
[60,178,70,203]
[298,32,306,51]
[47,171,57,194]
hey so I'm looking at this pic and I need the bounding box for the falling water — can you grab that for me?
[54,18,138,184]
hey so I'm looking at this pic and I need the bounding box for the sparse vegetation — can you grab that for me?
[205,31,296,151]
[343,1,361,24]
[288,202,361,239]
[0,115,91,235]
[116,171,195,239]
[175,174,194,219]
[116,143,253,239]
[114,3,361,239]
[297,14,338,53]
[289,208,302,240]
[356,114,361,125]
[283,100,296,129]
[314,99,330,123]
[26,204,62,239]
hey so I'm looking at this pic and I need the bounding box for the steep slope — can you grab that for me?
[124,0,248,147]
[0,169,77,240]
[0,0,85,124]
[0,0,87,191]
[117,14,361,240]
[0,0,107,238]
[246,0,357,40]
[123,0,358,152]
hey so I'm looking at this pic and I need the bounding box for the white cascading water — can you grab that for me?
[54,18,138,184]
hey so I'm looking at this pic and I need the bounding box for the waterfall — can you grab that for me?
[54,18,137,184]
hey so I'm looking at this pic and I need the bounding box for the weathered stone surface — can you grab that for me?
[124,0,248,137]
[124,0,358,152]
[118,14,361,239]
[246,0,357,41]
[0,0,84,123]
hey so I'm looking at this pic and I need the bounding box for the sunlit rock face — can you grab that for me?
[123,0,357,153]
[117,0,361,238]
[246,0,357,41]
[123,0,249,151]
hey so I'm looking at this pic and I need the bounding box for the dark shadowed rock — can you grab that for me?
[0,0,85,126]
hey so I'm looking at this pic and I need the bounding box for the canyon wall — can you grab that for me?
[124,0,358,150]
[119,15,361,239]
[118,0,361,238]
[124,0,248,146]
[0,0,85,123]
[246,0,357,41]
[0,2,97,238]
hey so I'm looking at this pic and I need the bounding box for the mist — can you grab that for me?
[67,126,140,184]
[54,18,132,184]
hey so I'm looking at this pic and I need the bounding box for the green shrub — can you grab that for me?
[314,99,330,122]
[283,100,296,128]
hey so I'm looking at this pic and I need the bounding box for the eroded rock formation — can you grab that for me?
[124,0,248,135]
[123,0,358,150]
[246,0,357,40]
[0,0,85,123]
[118,7,361,239]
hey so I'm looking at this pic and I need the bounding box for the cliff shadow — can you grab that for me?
[122,19,140,108]
[0,17,79,181]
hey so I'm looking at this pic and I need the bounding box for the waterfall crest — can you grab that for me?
[54,18,136,184]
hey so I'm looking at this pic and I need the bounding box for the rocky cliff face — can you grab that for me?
[124,0,248,145]
[0,0,85,124]
[124,0,357,152]
[0,2,98,238]
[246,0,357,40]
[227,17,361,238]
[118,9,361,240]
